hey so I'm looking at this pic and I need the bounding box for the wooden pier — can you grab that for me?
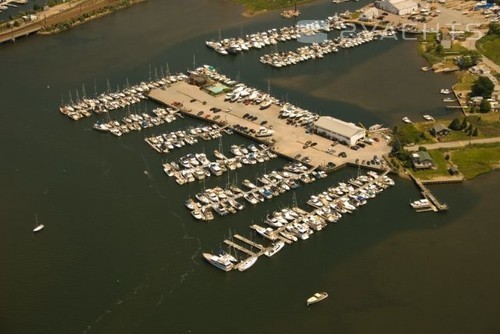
[233,234,265,251]
[223,239,257,257]
[409,173,448,212]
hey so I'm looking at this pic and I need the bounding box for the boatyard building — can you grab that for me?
[376,0,418,16]
[313,116,365,146]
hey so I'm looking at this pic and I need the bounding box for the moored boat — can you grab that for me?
[306,291,328,305]
[264,241,285,257]
[237,256,258,272]
[202,252,234,272]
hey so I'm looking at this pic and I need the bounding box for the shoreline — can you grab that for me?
[0,0,146,43]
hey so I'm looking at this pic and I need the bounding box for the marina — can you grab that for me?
[259,30,395,68]
[203,170,395,272]
[186,162,320,221]
[145,124,228,154]
[148,65,392,171]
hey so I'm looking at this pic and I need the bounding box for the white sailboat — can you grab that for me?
[33,214,44,233]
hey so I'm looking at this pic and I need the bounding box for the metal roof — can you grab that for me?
[314,116,365,138]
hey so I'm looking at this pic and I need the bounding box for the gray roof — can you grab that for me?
[314,116,365,138]
[412,151,433,162]
[431,123,449,133]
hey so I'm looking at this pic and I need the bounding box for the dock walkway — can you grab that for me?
[409,173,448,212]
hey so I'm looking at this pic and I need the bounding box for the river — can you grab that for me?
[0,0,498,333]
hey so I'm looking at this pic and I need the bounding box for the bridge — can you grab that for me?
[0,25,41,44]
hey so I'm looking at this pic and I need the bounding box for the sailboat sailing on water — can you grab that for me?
[33,214,44,233]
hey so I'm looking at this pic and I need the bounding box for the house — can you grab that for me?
[411,151,434,169]
[376,0,419,16]
[430,123,450,137]
[313,116,365,146]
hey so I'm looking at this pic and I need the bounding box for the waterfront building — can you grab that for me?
[410,151,435,169]
[430,124,450,137]
[313,116,365,146]
[376,0,418,16]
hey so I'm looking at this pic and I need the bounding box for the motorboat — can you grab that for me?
[410,198,432,209]
[264,241,285,257]
[237,256,258,272]
[440,88,451,94]
[402,117,412,124]
[202,252,234,272]
[306,292,328,305]
[422,114,435,121]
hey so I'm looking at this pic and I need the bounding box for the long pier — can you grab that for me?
[233,234,265,251]
[409,173,448,212]
[223,239,257,257]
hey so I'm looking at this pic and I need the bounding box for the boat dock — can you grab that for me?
[233,234,265,251]
[208,171,395,272]
[223,239,257,257]
[409,173,448,212]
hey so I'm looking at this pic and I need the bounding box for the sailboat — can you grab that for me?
[33,214,44,233]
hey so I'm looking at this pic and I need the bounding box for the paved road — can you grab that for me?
[406,136,500,151]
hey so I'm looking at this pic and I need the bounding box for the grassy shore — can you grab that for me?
[451,144,500,179]
[232,0,313,14]
[476,33,500,66]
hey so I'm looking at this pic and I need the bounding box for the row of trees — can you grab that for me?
[449,117,479,136]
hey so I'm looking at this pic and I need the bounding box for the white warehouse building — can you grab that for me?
[313,116,366,146]
[376,0,419,16]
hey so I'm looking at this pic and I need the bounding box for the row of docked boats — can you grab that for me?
[205,23,323,56]
[145,124,228,154]
[259,31,386,68]
[163,144,277,186]
[92,107,178,137]
[202,171,395,272]
[187,163,324,222]
[205,13,358,57]
[59,73,187,121]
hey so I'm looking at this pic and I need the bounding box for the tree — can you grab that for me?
[418,146,427,151]
[472,127,479,137]
[460,117,468,130]
[456,50,481,70]
[487,22,500,36]
[479,99,491,113]
[449,117,462,130]
[471,76,494,98]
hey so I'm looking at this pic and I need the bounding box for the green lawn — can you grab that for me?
[412,150,450,179]
[395,124,432,145]
[476,34,500,66]
[451,144,500,179]
[453,71,478,91]
[232,0,312,12]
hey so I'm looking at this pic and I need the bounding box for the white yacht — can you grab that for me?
[402,117,412,124]
[410,199,432,209]
[202,253,234,272]
[422,114,435,121]
[440,88,451,95]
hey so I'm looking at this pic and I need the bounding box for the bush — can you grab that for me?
[418,146,427,151]
[471,76,494,98]
[449,118,462,130]
[479,100,491,113]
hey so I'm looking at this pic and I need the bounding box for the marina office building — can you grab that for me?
[313,116,366,146]
[376,0,419,16]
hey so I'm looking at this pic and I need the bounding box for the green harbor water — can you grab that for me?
[0,0,499,333]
